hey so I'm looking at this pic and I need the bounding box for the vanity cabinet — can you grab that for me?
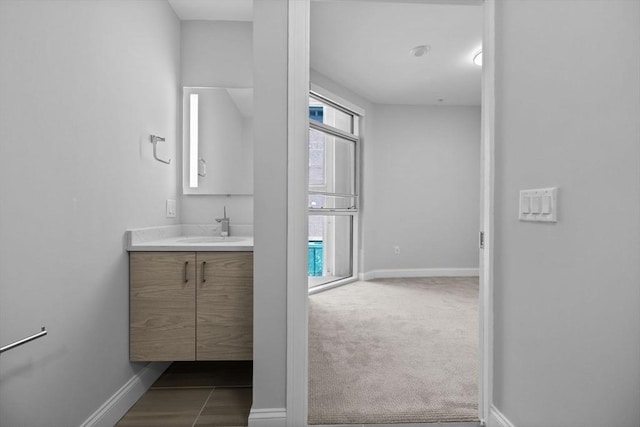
[129,251,253,362]
[196,252,253,360]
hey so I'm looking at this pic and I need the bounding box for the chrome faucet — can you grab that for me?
[215,206,230,237]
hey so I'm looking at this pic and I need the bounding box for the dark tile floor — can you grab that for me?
[116,361,252,427]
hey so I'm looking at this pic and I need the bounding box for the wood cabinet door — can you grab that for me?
[196,252,253,360]
[130,252,196,361]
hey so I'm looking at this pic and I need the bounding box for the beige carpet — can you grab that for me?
[308,277,479,425]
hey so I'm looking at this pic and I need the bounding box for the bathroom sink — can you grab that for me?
[176,236,247,244]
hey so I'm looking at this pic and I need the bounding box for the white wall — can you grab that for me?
[180,20,254,225]
[251,0,288,414]
[311,70,480,276]
[0,1,180,425]
[493,1,640,426]
[181,20,253,88]
[368,105,480,274]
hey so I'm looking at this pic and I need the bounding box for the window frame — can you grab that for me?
[308,92,360,214]
[307,90,361,293]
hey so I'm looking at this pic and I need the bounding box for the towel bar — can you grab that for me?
[150,135,171,164]
[0,327,47,354]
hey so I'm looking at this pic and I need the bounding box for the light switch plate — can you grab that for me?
[166,199,177,218]
[519,187,557,222]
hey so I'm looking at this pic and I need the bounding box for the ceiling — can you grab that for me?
[167,0,482,106]
[311,1,482,106]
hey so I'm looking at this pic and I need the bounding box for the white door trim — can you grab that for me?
[479,0,495,422]
[285,0,495,425]
[286,0,310,426]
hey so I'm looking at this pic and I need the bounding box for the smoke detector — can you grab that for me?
[410,45,431,57]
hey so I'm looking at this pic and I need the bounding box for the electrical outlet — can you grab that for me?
[394,245,400,255]
[166,199,176,218]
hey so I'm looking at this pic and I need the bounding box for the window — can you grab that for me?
[308,92,360,290]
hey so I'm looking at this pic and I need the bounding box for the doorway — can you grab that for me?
[286,0,495,425]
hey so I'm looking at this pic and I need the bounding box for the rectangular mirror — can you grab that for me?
[182,87,253,195]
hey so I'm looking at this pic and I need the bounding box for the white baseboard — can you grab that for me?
[248,407,287,427]
[489,404,515,427]
[361,268,479,281]
[80,362,170,427]
[312,422,481,427]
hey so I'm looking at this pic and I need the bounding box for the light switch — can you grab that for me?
[520,194,531,214]
[531,195,541,214]
[518,187,558,223]
[541,195,552,214]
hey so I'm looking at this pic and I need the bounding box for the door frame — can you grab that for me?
[286,0,495,425]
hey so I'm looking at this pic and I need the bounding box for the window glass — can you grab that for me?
[309,96,353,134]
[308,129,355,197]
[307,215,353,288]
[309,128,325,186]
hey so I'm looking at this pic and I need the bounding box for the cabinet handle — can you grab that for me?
[201,261,207,283]
[184,261,189,283]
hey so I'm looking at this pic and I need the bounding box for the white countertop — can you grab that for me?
[126,224,253,252]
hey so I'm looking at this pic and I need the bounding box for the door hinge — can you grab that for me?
[479,231,485,249]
